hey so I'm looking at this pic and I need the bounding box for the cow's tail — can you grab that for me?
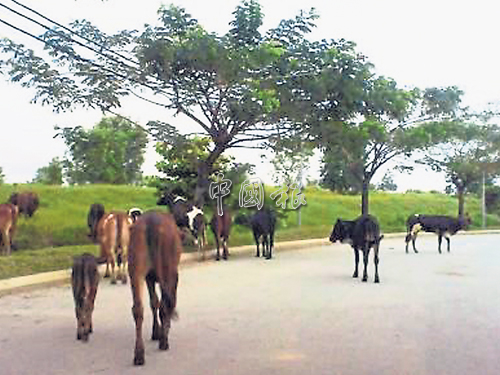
[116,215,124,266]
[146,215,179,320]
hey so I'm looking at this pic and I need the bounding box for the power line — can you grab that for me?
[8,0,140,67]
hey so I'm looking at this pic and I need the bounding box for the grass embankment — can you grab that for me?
[0,184,497,279]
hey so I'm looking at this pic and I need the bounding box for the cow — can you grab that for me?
[9,191,39,218]
[330,215,383,283]
[405,213,471,254]
[236,208,277,260]
[157,193,207,258]
[0,203,18,255]
[210,208,232,261]
[87,203,105,243]
[128,211,182,366]
[96,211,131,284]
[128,207,143,223]
[71,253,99,342]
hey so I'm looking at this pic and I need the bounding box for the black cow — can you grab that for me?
[236,208,277,260]
[330,215,383,283]
[405,213,471,254]
[71,253,99,342]
[251,208,277,260]
[87,203,105,243]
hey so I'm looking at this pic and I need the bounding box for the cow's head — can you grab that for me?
[329,219,353,244]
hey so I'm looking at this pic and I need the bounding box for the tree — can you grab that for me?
[0,166,4,184]
[417,121,500,216]
[56,116,148,184]
[377,172,397,192]
[154,136,232,201]
[314,83,465,215]
[0,1,372,206]
[32,157,63,185]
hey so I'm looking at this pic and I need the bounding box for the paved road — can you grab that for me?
[1,234,500,375]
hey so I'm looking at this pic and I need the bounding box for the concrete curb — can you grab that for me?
[1,229,499,297]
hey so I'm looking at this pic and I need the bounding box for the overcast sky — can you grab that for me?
[1,0,499,190]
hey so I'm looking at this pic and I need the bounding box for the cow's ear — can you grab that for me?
[336,218,341,223]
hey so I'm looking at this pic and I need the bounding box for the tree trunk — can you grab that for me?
[361,174,370,216]
[457,184,466,218]
[194,144,226,207]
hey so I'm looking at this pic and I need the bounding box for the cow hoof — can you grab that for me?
[121,277,128,285]
[111,279,117,285]
[77,333,82,340]
[216,257,220,261]
[374,278,380,283]
[362,277,368,282]
[352,273,358,278]
[159,339,169,351]
[134,354,145,366]
[103,273,110,278]
[265,256,272,260]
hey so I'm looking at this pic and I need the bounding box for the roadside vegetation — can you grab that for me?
[0,183,497,279]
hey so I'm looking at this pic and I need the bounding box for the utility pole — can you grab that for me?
[482,169,486,229]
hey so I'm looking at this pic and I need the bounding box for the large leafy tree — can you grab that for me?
[32,157,63,185]
[56,116,148,184]
[315,83,465,215]
[0,0,371,206]
[418,121,500,216]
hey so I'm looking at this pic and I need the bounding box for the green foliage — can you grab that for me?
[0,166,4,184]
[155,136,232,200]
[55,116,148,184]
[377,172,398,192]
[32,158,63,185]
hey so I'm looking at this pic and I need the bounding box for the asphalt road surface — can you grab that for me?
[1,234,500,375]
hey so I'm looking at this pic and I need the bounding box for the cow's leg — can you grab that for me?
[437,234,443,254]
[75,305,83,340]
[446,236,451,253]
[110,256,117,284]
[159,273,179,351]
[270,232,274,259]
[412,235,418,253]
[264,235,272,260]
[131,277,145,366]
[362,246,370,282]
[374,244,380,283]
[146,273,161,341]
[215,236,221,261]
[121,247,129,284]
[88,286,98,334]
[405,233,410,253]
[353,247,359,278]
[104,261,110,278]
[254,233,260,257]
[222,237,228,260]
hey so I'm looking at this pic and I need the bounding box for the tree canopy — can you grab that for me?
[55,116,148,184]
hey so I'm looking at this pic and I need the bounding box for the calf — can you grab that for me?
[9,191,39,217]
[210,209,231,261]
[0,203,18,255]
[87,203,105,243]
[71,253,99,342]
[330,215,383,283]
[405,214,471,254]
[128,212,182,366]
[96,211,131,284]
[250,208,277,259]
[157,193,207,258]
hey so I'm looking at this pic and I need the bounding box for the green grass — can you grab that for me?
[0,183,497,279]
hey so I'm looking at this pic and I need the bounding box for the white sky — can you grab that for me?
[1,0,499,191]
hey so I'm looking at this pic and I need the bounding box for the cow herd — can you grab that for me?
[0,190,472,366]
[0,191,39,255]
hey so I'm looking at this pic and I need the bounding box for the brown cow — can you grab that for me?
[128,211,182,366]
[0,203,18,255]
[71,253,99,342]
[96,211,131,284]
[9,192,39,217]
[210,208,232,261]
